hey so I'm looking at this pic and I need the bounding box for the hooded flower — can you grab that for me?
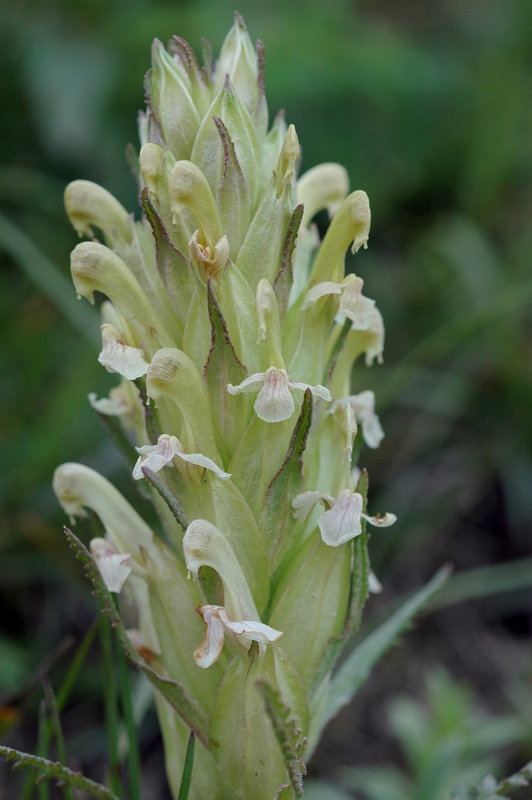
[292,488,396,546]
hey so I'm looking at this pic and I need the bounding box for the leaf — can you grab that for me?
[273,204,304,322]
[64,527,210,749]
[141,187,195,325]
[257,679,307,799]
[204,279,248,457]
[41,677,74,800]
[309,470,370,696]
[213,115,252,258]
[0,745,120,800]
[449,760,532,800]
[177,730,196,800]
[260,389,313,569]
[323,566,451,727]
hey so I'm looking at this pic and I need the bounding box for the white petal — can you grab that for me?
[368,571,383,594]
[292,490,330,522]
[340,276,376,329]
[98,324,149,380]
[132,434,181,480]
[362,414,385,449]
[362,511,397,528]
[318,489,363,546]
[363,308,385,366]
[223,616,283,645]
[301,281,342,310]
[90,538,131,593]
[88,392,128,416]
[227,373,265,395]
[254,368,295,422]
[194,606,226,669]
[177,451,231,480]
[289,380,332,403]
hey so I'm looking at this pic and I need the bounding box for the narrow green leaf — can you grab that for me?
[37,701,50,800]
[100,616,123,798]
[213,115,252,258]
[56,619,99,712]
[177,730,196,800]
[114,622,141,800]
[0,745,121,800]
[323,566,451,727]
[140,187,195,325]
[273,204,304,321]
[204,278,248,456]
[42,677,74,800]
[256,680,307,799]
[260,389,312,568]
[432,556,532,610]
[64,527,210,748]
[0,213,100,347]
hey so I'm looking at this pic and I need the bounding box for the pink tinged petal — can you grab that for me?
[176,451,231,480]
[194,606,226,669]
[292,490,331,522]
[340,276,376,328]
[227,373,265,395]
[254,368,295,422]
[362,511,397,528]
[98,324,149,380]
[318,489,364,546]
[90,538,132,593]
[289,380,332,403]
[223,617,283,645]
[88,392,128,416]
[132,434,181,480]
[300,281,342,310]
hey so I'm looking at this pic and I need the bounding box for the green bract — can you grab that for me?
[55,14,395,800]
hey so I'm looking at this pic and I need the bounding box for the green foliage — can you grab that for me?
[324,566,450,727]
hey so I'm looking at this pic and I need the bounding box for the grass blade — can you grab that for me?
[100,616,124,798]
[114,622,141,800]
[324,566,450,727]
[177,730,195,800]
[42,677,74,800]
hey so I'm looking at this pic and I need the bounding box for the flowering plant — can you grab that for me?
[48,15,402,799]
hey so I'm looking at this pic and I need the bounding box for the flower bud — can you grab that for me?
[148,39,201,159]
[64,180,132,244]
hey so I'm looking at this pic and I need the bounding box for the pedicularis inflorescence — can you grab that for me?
[54,15,395,800]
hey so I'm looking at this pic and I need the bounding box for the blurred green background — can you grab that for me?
[1,0,532,797]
